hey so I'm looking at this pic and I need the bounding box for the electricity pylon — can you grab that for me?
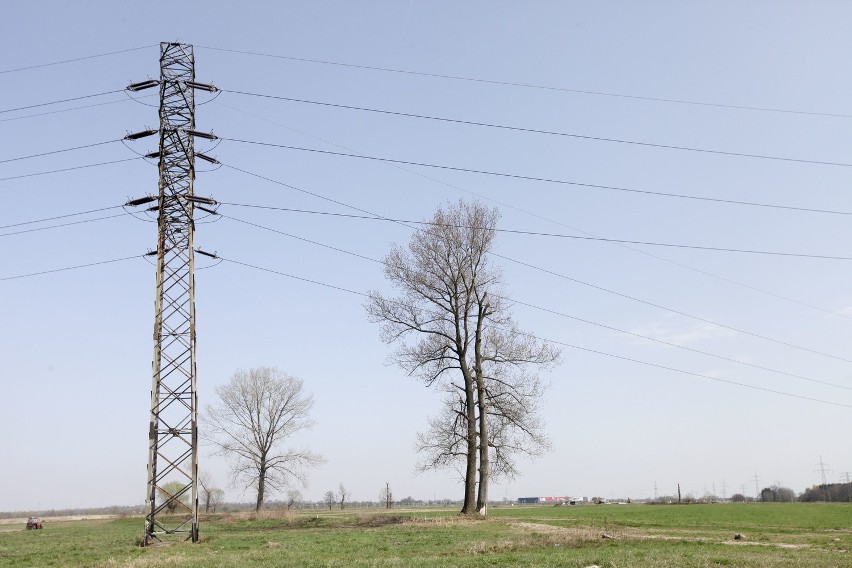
[126,42,217,545]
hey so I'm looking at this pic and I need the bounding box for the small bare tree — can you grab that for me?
[286,489,303,510]
[205,367,325,512]
[324,490,336,510]
[158,480,189,514]
[208,488,225,512]
[338,483,350,510]
[379,483,393,509]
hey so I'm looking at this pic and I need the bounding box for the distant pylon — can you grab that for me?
[814,456,832,502]
[127,42,217,546]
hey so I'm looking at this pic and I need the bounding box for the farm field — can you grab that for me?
[0,503,848,567]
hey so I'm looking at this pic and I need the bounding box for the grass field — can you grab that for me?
[0,503,849,567]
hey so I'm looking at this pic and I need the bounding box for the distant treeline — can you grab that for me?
[799,482,852,502]
[0,499,464,518]
[6,487,846,518]
[0,504,143,519]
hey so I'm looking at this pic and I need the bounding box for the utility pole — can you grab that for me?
[125,42,217,546]
[814,456,832,502]
[752,473,760,500]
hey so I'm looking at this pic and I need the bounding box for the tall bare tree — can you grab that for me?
[474,321,557,513]
[205,367,324,512]
[367,200,558,515]
[338,483,350,510]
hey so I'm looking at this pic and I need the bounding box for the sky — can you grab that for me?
[1,1,851,512]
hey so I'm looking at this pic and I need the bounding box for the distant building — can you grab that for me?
[517,496,576,505]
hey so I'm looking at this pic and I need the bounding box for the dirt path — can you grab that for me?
[508,520,810,550]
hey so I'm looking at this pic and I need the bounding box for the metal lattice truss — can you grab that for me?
[144,42,200,545]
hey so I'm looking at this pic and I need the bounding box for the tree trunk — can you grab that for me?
[460,368,478,514]
[256,463,266,512]
[475,378,489,516]
[474,295,489,516]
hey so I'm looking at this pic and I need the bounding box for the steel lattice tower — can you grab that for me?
[130,42,216,545]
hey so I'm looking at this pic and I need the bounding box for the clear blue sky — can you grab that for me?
[1,1,850,511]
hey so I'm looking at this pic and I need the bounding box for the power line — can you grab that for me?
[224,214,383,265]
[0,205,123,230]
[219,203,852,261]
[197,45,852,120]
[0,157,142,183]
[224,139,852,214]
[0,140,120,165]
[220,161,852,362]
[0,44,156,74]
[222,89,852,168]
[0,213,127,237]
[216,103,852,322]
[0,255,142,281]
[0,90,126,114]
[0,97,142,124]
[221,163,401,220]
[494,253,852,361]
[223,213,851,392]
[219,255,852,409]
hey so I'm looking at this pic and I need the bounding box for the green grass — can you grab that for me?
[0,503,849,567]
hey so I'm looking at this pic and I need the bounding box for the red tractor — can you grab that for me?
[26,517,43,530]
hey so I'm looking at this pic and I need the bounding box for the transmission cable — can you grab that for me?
[219,255,852,409]
[0,157,142,183]
[0,139,121,165]
[0,90,126,114]
[197,45,852,120]
[216,103,852,216]
[223,212,852,391]
[222,90,852,168]
[1,214,128,237]
[0,255,143,281]
[219,203,852,261]
[216,103,852,321]
[0,205,124,230]
[224,140,852,215]
[0,96,146,124]
[0,45,156,75]
[218,162,852,364]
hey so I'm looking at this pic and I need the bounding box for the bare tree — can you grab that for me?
[208,488,224,513]
[379,483,393,509]
[324,490,336,510]
[204,367,325,512]
[416,366,552,501]
[198,470,215,513]
[198,470,211,513]
[196,471,226,514]
[338,483,350,510]
[367,200,558,515]
[158,480,189,514]
[286,489,303,510]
